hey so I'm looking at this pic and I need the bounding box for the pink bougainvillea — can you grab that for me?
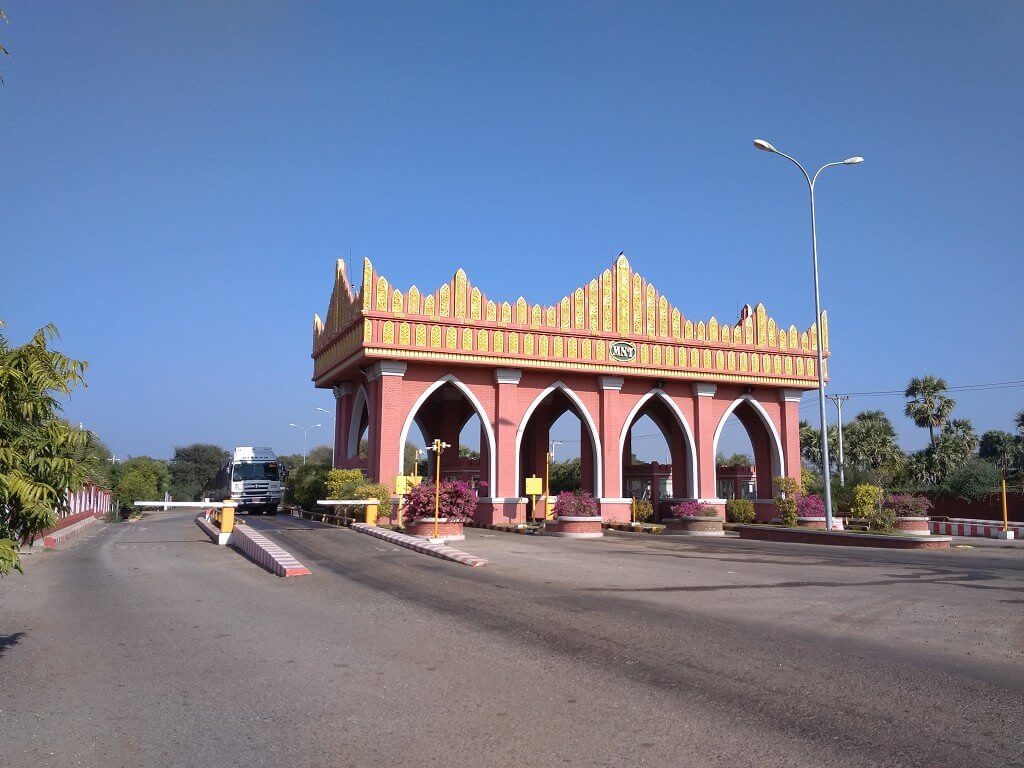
[552,491,599,518]
[401,479,478,524]
[795,493,825,518]
[670,500,715,518]
[883,494,933,518]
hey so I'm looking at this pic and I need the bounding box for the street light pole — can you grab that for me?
[827,394,850,485]
[753,139,863,532]
[428,439,450,539]
[288,423,322,465]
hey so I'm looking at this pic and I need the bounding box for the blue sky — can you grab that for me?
[1,1,1021,461]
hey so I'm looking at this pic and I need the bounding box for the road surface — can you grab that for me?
[2,510,1022,767]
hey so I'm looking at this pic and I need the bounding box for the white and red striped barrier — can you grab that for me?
[930,519,1022,538]
[351,523,488,567]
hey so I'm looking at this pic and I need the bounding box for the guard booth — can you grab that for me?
[311,253,826,525]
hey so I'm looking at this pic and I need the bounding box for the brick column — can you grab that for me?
[779,389,804,487]
[332,382,353,466]
[366,361,408,491]
[488,368,525,524]
[691,383,719,503]
[598,375,629,522]
[493,368,521,499]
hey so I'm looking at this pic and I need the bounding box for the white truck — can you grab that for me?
[213,447,283,514]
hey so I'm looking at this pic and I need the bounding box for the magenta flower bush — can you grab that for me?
[883,494,933,518]
[401,479,478,524]
[795,493,825,518]
[670,500,715,518]
[552,491,599,518]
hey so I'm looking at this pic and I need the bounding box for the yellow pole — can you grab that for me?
[413,449,421,479]
[1002,468,1009,533]
[433,439,442,539]
[221,500,235,534]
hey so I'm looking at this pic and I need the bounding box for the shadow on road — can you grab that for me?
[0,632,25,660]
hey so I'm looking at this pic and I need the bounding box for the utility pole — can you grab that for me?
[827,394,850,485]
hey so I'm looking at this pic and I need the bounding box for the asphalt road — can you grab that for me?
[2,511,1022,768]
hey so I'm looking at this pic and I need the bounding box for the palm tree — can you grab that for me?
[844,410,905,472]
[904,376,955,445]
[1015,409,1024,437]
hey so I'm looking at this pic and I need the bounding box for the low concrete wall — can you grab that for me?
[737,525,952,549]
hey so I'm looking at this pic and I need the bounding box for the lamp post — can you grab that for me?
[753,139,863,532]
[428,439,450,539]
[288,423,322,465]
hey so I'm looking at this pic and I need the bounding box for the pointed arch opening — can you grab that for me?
[712,396,784,505]
[514,383,602,513]
[397,375,495,496]
[346,386,371,461]
[618,390,697,520]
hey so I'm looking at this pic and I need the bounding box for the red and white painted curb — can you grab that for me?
[930,520,1022,538]
[231,524,311,577]
[351,523,488,567]
[194,514,311,577]
[39,515,100,548]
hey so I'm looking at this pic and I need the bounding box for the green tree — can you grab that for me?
[113,467,160,508]
[1015,409,1024,436]
[978,430,1019,469]
[458,445,480,461]
[168,443,228,501]
[112,456,169,506]
[284,463,329,510]
[843,410,905,474]
[799,420,838,473]
[550,457,582,494]
[941,458,1000,502]
[66,424,114,489]
[1,323,90,574]
[904,375,955,445]
[716,452,752,466]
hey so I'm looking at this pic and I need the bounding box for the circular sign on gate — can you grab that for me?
[610,340,637,362]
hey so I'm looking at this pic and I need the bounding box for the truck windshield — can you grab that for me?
[232,462,280,481]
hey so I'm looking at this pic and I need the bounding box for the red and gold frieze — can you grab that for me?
[312,254,828,387]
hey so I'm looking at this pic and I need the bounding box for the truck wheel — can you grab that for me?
[266,504,279,516]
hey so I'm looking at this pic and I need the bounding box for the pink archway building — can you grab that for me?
[311,254,828,524]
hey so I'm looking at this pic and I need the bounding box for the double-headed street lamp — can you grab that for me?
[288,422,322,465]
[753,139,863,532]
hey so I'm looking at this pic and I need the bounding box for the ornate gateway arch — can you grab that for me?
[312,253,826,524]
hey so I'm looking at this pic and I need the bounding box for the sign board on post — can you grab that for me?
[524,476,543,496]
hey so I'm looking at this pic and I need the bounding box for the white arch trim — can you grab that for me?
[711,395,785,481]
[513,381,603,497]
[618,389,698,499]
[347,385,370,458]
[397,375,497,494]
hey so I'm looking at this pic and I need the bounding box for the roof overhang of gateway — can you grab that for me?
[311,253,828,389]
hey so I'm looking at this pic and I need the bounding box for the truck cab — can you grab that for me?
[215,447,283,514]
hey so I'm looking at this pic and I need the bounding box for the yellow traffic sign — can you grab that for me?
[525,476,543,496]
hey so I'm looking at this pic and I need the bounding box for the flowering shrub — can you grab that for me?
[670,500,715,518]
[796,493,825,518]
[552,491,599,518]
[630,496,654,522]
[401,479,477,523]
[773,476,799,527]
[883,494,933,518]
[726,498,756,524]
